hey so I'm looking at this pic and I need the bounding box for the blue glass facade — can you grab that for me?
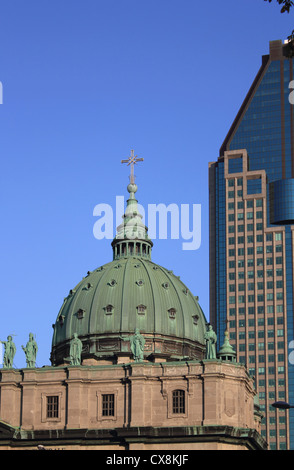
[230,61,283,179]
[247,178,262,195]
[269,178,294,224]
[211,41,294,449]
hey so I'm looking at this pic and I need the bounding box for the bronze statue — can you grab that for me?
[69,333,83,365]
[130,328,145,362]
[120,328,145,362]
[1,335,16,368]
[22,333,38,368]
[205,324,217,360]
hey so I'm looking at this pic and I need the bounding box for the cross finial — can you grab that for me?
[121,149,144,184]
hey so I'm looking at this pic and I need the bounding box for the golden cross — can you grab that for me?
[121,149,144,184]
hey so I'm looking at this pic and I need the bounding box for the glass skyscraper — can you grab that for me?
[209,40,294,450]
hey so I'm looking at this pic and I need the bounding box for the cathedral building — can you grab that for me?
[0,155,267,450]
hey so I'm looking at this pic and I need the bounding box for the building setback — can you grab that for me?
[209,40,294,450]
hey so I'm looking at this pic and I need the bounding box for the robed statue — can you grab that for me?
[1,335,16,369]
[22,333,38,367]
[121,328,145,362]
[205,324,217,359]
[129,328,145,362]
[69,333,83,365]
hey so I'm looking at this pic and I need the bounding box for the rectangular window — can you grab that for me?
[102,394,115,417]
[47,396,59,419]
[172,390,185,414]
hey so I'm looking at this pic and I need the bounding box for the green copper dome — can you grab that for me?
[51,154,208,365]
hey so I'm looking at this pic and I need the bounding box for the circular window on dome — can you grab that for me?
[108,279,117,287]
[136,279,144,286]
[162,282,169,289]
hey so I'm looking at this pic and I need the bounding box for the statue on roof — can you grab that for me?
[22,333,38,368]
[69,333,83,365]
[1,335,16,369]
[130,328,145,362]
[120,328,145,362]
[205,324,217,360]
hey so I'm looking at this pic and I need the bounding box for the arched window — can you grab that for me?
[172,390,185,414]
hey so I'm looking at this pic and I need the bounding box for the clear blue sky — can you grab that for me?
[0,0,293,367]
